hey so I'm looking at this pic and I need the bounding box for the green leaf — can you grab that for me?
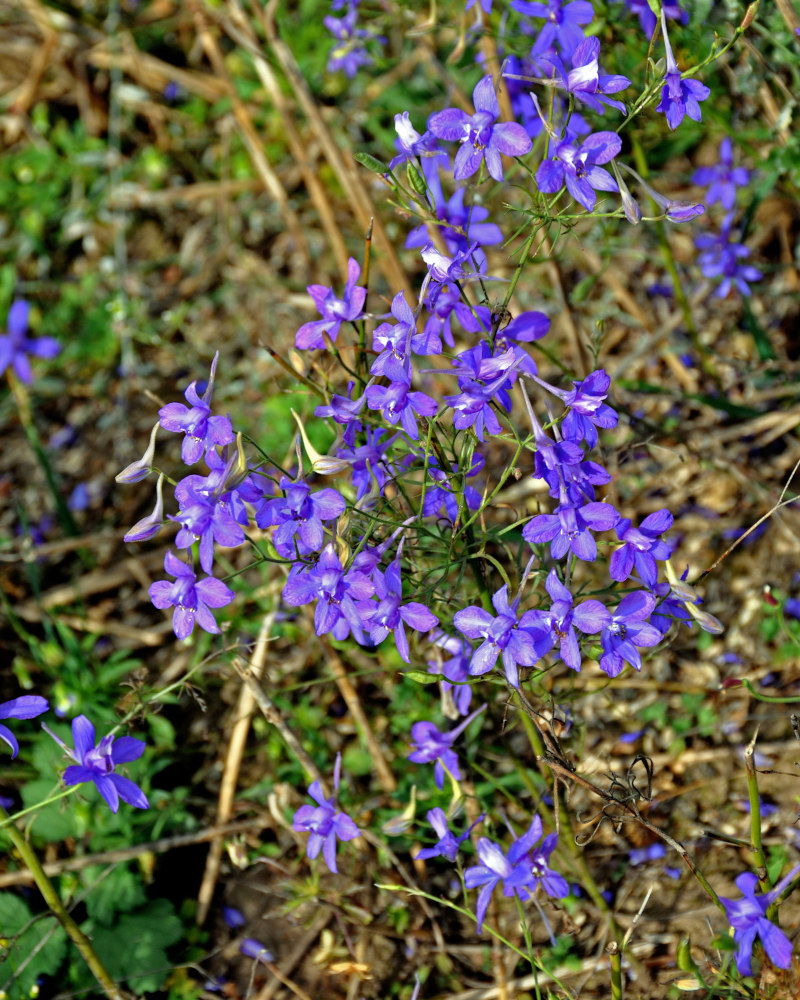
[83,899,184,994]
[0,892,68,999]
[83,864,147,925]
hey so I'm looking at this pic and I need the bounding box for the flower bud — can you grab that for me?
[123,473,165,543]
[291,408,350,475]
[115,421,159,484]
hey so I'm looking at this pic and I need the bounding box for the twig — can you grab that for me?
[322,640,397,793]
[233,660,324,790]
[197,607,276,925]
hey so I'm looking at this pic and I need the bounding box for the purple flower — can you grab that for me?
[427,631,474,715]
[388,112,448,173]
[692,138,750,211]
[454,585,550,688]
[158,352,234,465]
[406,183,503,272]
[335,424,400,500]
[544,36,630,115]
[720,865,800,976]
[408,706,486,789]
[622,0,686,36]
[370,291,421,382]
[609,509,673,588]
[428,75,532,182]
[256,476,346,558]
[295,258,367,350]
[222,906,246,929]
[358,558,439,662]
[598,591,662,677]
[536,132,621,212]
[47,715,149,813]
[323,3,382,78]
[523,500,618,561]
[240,938,274,964]
[172,474,246,573]
[538,368,617,448]
[695,224,762,298]
[282,542,374,643]
[464,815,567,932]
[0,695,49,759]
[527,569,610,671]
[0,299,61,384]
[292,755,360,873]
[415,807,482,862]
[510,1,594,59]
[629,843,666,866]
[656,10,710,130]
[364,380,437,440]
[149,550,236,640]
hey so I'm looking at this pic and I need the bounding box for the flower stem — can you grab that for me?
[743,730,771,885]
[0,807,127,1000]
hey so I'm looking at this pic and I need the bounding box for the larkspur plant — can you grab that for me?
[6,2,792,998]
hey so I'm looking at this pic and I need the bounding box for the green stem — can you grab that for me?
[1,808,126,1000]
[0,786,77,832]
[609,942,623,1000]
[739,678,800,704]
[744,735,771,884]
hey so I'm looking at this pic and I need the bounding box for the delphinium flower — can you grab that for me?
[240,939,274,964]
[421,242,482,285]
[454,584,550,687]
[694,221,762,298]
[158,352,234,465]
[358,557,439,662]
[443,342,536,443]
[720,864,800,976]
[692,138,750,211]
[535,368,618,448]
[0,299,60,384]
[314,382,367,426]
[364,379,438,440]
[282,542,374,643]
[656,9,710,130]
[370,291,434,381]
[617,162,705,223]
[295,257,367,350]
[523,495,618,562]
[171,473,246,573]
[536,131,621,212]
[510,1,594,58]
[335,424,401,500]
[464,815,567,932]
[544,37,630,116]
[45,715,149,813]
[597,591,661,677]
[408,706,486,789]
[149,550,236,640]
[421,454,483,524]
[292,754,360,873]
[421,281,491,350]
[405,181,503,271]
[255,476,346,559]
[416,807,483,862]
[622,0,686,36]
[527,569,610,671]
[427,632,474,715]
[609,509,674,588]
[428,75,532,182]
[0,695,49,759]
[388,112,448,176]
[323,1,382,79]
